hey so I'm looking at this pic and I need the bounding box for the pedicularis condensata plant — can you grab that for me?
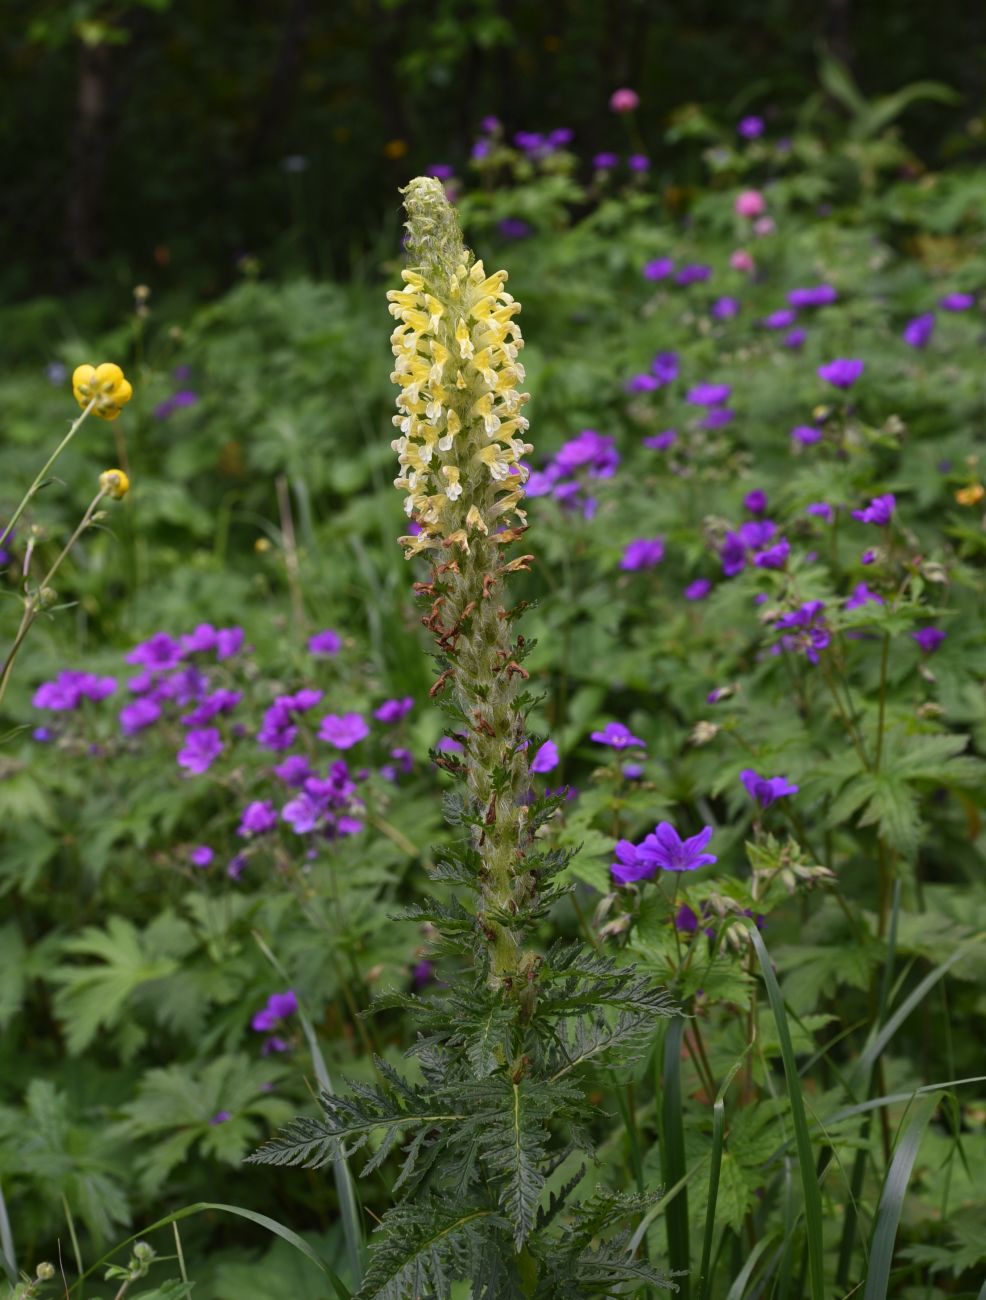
[250,178,677,1298]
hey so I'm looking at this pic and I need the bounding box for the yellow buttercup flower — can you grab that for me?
[955,483,985,506]
[72,362,133,420]
[99,468,130,499]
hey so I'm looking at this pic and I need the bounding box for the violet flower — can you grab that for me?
[851,494,895,526]
[621,538,665,570]
[844,582,883,611]
[788,285,837,308]
[912,627,946,654]
[530,739,559,773]
[318,712,369,749]
[177,727,223,774]
[590,721,645,749]
[308,629,341,656]
[740,769,799,808]
[637,823,718,873]
[818,358,864,389]
[903,313,935,348]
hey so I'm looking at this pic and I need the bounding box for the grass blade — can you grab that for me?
[747,925,825,1300]
[661,1018,691,1299]
[67,1202,352,1300]
[698,1051,750,1300]
[863,1092,940,1299]
[0,1179,15,1284]
[722,1234,776,1300]
[853,942,974,1089]
[254,930,365,1287]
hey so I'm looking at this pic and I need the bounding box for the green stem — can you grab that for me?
[0,489,106,712]
[0,399,95,549]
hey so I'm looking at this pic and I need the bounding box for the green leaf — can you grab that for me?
[47,917,182,1053]
[863,1093,941,1300]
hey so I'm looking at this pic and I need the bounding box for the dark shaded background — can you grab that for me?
[4,0,985,301]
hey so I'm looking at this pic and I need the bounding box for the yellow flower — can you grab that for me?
[956,483,985,506]
[72,363,133,420]
[98,468,130,499]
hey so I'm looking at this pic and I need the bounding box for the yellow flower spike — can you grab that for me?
[99,468,130,499]
[956,483,985,506]
[72,362,133,420]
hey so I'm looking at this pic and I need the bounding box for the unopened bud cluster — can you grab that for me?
[388,177,531,556]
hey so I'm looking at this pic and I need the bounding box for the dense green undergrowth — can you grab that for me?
[2,81,986,1298]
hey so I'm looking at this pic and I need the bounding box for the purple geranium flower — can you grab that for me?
[744,489,768,515]
[643,257,675,282]
[738,115,764,139]
[273,754,313,787]
[251,989,298,1032]
[753,537,790,569]
[784,327,807,349]
[318,712,369,749]
[740,769,799,808]
[238,800,278,837]
[190,845,214,868]
[178,727,223,774]
[788,285,837,308]
[621,538,665,571]
[675,263,712,286]
[774,600,830,664]
[651,351,679,384]
[374,696,414,724]
[844,582,883,611]
[791,425,823,446]
[903,312,935,349]
[126,632,184,671]
[701,407,735,430]
[712,295,741,320]
[34,671,117,711]
[210,1110,232,1125]
[590,721,645,749]
[637,823,718,873]
[308,628,341,656]
[685,578,712,601]
[806,502,833,522]
[912,627,946,654]
[593,151,619,169]
[611,839,656,885]
[939,292,974,312]
[628,153,650,172]
[851,493,895,526]
[530,739,559,773]
[763,308,797,329]
[120,698,162,735]
[643,430,677,451]
[818,358,864,389]
[686,382,731,407]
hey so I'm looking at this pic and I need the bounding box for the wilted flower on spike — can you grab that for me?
[72,362,133,420]
[99,468,130,499]
[387,177,531,555]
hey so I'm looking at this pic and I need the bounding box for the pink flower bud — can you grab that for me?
[609,87,639,113]
[734,189,766,218]
[730,249,755,273]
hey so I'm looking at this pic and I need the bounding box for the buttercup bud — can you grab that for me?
[99,468,130,499]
